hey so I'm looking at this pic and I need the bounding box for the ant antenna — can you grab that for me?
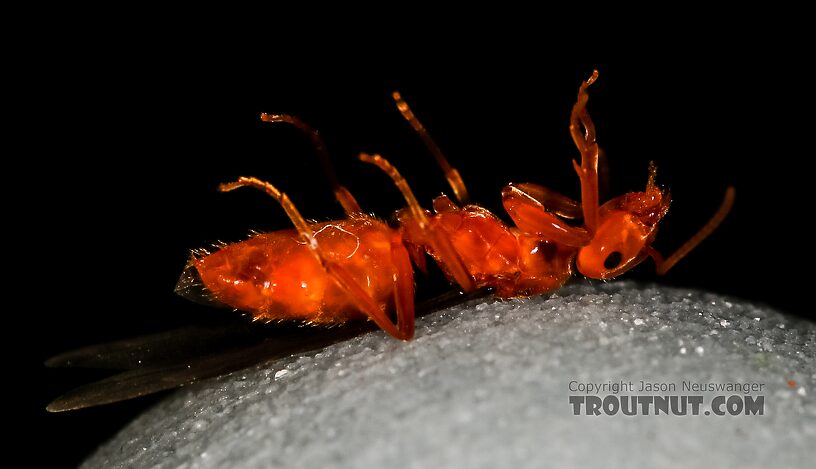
[648,187,736,275]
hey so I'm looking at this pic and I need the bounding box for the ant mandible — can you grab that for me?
[366,70,734,298]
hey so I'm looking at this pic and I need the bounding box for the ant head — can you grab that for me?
[577,163,671,279]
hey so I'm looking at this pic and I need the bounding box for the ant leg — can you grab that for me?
[259,113,362,215]
[392,92,470,205]
[645,187,735,275]
[406,242,428,275]
[321,259,414,340]
[507,183,583,219]
[502,183,591,247]
[359,153,476,293]
[569,70,601,234]
[219,177,317,245]
[219,176,413,339]
[389,232,416,339]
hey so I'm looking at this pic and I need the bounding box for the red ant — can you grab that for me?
[185,71,733,341]
[373,70,734,297]
[44,75,734,412]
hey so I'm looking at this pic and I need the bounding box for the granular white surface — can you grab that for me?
[84,282,816,468]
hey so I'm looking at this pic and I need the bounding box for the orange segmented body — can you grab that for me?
[396,196,576,298]
[194,218,403,324]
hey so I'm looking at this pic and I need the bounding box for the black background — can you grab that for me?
[18,21,810,468]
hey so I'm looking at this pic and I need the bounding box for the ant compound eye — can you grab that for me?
[604,251,623,270]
